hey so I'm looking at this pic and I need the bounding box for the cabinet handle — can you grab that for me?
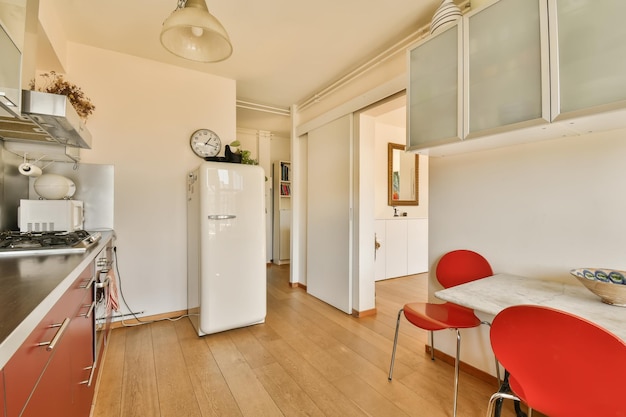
[79,276,96,289]
[37,318,71,351]
[79,363,96,387]
[80,301,96,319]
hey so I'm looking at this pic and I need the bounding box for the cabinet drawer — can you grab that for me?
[4,263,94,417]
[71,292,96,416]
[0,369,5,417]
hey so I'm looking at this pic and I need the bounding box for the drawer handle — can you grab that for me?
[80,301,96,319]
[79,363,96,387]
[79,276,96,289]
[37,318,71,351]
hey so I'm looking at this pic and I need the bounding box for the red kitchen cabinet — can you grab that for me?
[70,294,96,416]
[19,332,73,417]
[4,261,95,417]
[0,370,5,417]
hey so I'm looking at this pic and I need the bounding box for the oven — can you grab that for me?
[93,242,114,367]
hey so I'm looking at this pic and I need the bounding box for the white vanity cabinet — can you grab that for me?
[549,0,626,120]
[407,21,463,151]
[464,0,550,137]
[375,218,428,281]
[406,218,428,275]
[384,220,408,279]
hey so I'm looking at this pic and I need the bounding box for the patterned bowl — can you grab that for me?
[570,268,626,307]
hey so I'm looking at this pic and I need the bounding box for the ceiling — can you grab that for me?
[51,0,450,135]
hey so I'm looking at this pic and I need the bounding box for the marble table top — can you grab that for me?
[435,273,626,341]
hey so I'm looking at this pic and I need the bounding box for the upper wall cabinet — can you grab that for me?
[408,0,626,156]
[549,0,626,120]
[0,18,23,117]
[465,0,550,137]
[407,21,463,151]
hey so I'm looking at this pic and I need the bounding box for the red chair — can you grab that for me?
[388,249,494,417]
[487,305,626,417]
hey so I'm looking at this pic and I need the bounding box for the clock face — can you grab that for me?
[190,129,221,158]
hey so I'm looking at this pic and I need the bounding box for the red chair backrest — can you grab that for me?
[435,249,493,289]
[491,305,626,417]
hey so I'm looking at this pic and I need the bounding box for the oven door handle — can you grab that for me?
[95,276,110,289]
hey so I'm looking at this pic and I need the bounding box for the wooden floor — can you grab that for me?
[92,265,531,417]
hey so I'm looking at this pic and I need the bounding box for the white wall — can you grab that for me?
[66,42,236,319]
[429,129,626,374]
[235,128,273,262]
[270,135,291,164]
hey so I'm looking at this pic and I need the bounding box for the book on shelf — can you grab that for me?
[281,183,291,196]
[281,163,290,181]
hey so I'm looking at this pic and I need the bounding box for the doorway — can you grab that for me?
[291,91,428,315]
[359,93,429,283]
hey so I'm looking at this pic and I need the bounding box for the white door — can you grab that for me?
[306,115,352,314]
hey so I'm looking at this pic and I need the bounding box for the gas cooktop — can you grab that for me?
[0,230,102,257]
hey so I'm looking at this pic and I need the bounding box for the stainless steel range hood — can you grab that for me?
[0,90,92,149]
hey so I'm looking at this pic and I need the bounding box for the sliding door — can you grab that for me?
[306,115,353,314]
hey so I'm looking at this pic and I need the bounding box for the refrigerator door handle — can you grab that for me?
[208,214,237,220]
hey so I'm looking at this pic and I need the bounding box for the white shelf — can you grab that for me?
[273,161,291,265]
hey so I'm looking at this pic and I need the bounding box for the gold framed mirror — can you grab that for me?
[388,142,419,206]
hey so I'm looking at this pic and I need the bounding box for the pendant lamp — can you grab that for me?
[160,0,233,63]
[430,0,462,35]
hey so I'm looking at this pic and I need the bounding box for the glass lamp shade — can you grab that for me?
[160,0,233,63]
[430,0,462,35]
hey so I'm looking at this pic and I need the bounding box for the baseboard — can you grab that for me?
[290,282,307,290]
[352,308,377,318]
[110,309,188,329]
[286,283,377,318]
[425,345,498,386]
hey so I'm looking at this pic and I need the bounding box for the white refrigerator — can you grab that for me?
[187,162,266,336]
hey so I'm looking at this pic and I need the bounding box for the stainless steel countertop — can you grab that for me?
[0,230,115,369]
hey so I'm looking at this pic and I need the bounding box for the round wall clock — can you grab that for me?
[190,129,221,158]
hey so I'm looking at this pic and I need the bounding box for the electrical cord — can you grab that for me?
[112,246,196,327]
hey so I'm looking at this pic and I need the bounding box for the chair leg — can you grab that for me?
[453,329,461,417]
[429,330,435,360]
[481,320,502,387]
[388,308,403,381]
[494,358,501,387]
[486,392,521,417]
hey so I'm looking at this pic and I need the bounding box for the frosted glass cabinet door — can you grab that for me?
[465,0,549,137]
[407,22,463,151]
[550,0,626,119]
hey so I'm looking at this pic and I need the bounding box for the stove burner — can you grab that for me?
[0,230,100,256]
[0,230,91,250]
